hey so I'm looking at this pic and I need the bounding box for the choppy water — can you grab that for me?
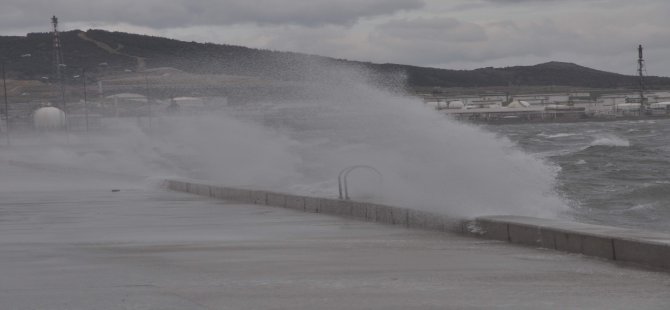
[489,119,670,232]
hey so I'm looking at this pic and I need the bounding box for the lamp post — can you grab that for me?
[2,62,9,146]
[82,68,89,132]
[58,63,68,133]
[144,73,152,130]
[1,53,34,146]
[69,66,91,133]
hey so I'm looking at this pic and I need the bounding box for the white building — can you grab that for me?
[105,93,147,103]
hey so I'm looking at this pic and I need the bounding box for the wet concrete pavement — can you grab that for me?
[0,162,670,310]
[1,163,670,309]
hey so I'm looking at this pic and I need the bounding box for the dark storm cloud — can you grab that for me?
[0,0,424,29]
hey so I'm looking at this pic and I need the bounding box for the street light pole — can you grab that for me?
[59,64,68,133]
[82,68,89,133]
[2,62,9,147]
[144,74,151,130]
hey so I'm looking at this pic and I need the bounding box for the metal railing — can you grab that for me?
[337,165,382,200]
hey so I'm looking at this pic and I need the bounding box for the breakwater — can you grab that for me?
[165,179,670,271]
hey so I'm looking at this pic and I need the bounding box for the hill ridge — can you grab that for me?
[1,29,668,89]
[77,31,146,71]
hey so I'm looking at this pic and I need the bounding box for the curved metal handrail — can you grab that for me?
[338,165,382,200]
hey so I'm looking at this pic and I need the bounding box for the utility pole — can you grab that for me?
[638,44,646,114]
[82,68,89,132]
[2,62,9,146]
[144,74,151,130]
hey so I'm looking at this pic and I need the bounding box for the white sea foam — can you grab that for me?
[589,135,630,147]
[538,133,578,139]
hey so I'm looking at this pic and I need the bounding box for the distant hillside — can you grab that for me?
[2,29,669,89]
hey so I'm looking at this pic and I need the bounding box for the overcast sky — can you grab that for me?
[3,0,670,76]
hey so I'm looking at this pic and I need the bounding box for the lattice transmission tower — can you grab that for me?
[637,44,647,114]
[51,15,66,110]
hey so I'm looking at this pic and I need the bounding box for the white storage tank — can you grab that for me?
[447,100,465,109]
[34,107,66,130]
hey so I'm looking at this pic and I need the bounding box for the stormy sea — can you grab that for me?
[490,119,670,232]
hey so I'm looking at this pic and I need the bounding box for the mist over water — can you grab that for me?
[1,65,568,219]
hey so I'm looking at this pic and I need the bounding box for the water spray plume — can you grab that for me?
[0,61,568,219]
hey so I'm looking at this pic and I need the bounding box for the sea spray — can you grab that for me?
[590,135,630,147]
[0,63,569,219]
[205,65,568,218]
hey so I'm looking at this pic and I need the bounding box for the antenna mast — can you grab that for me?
[637,44,646,114]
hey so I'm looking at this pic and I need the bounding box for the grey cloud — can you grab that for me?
[365,10,670,75]
[5,0,670,76]
[374,17,487,43]
[482,0,561,2]
[0,0,424,29]
[366,17,495,66]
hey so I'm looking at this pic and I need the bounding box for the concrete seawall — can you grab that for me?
[165,179,670,271]
[473,216,670,270]
[164,179,463,233]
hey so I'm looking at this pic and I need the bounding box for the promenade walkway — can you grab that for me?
[1,163,670,309]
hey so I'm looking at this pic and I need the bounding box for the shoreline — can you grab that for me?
[452,113,670,125]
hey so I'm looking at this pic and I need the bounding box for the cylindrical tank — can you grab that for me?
[447,100,465,109]
[34,107,66,130]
